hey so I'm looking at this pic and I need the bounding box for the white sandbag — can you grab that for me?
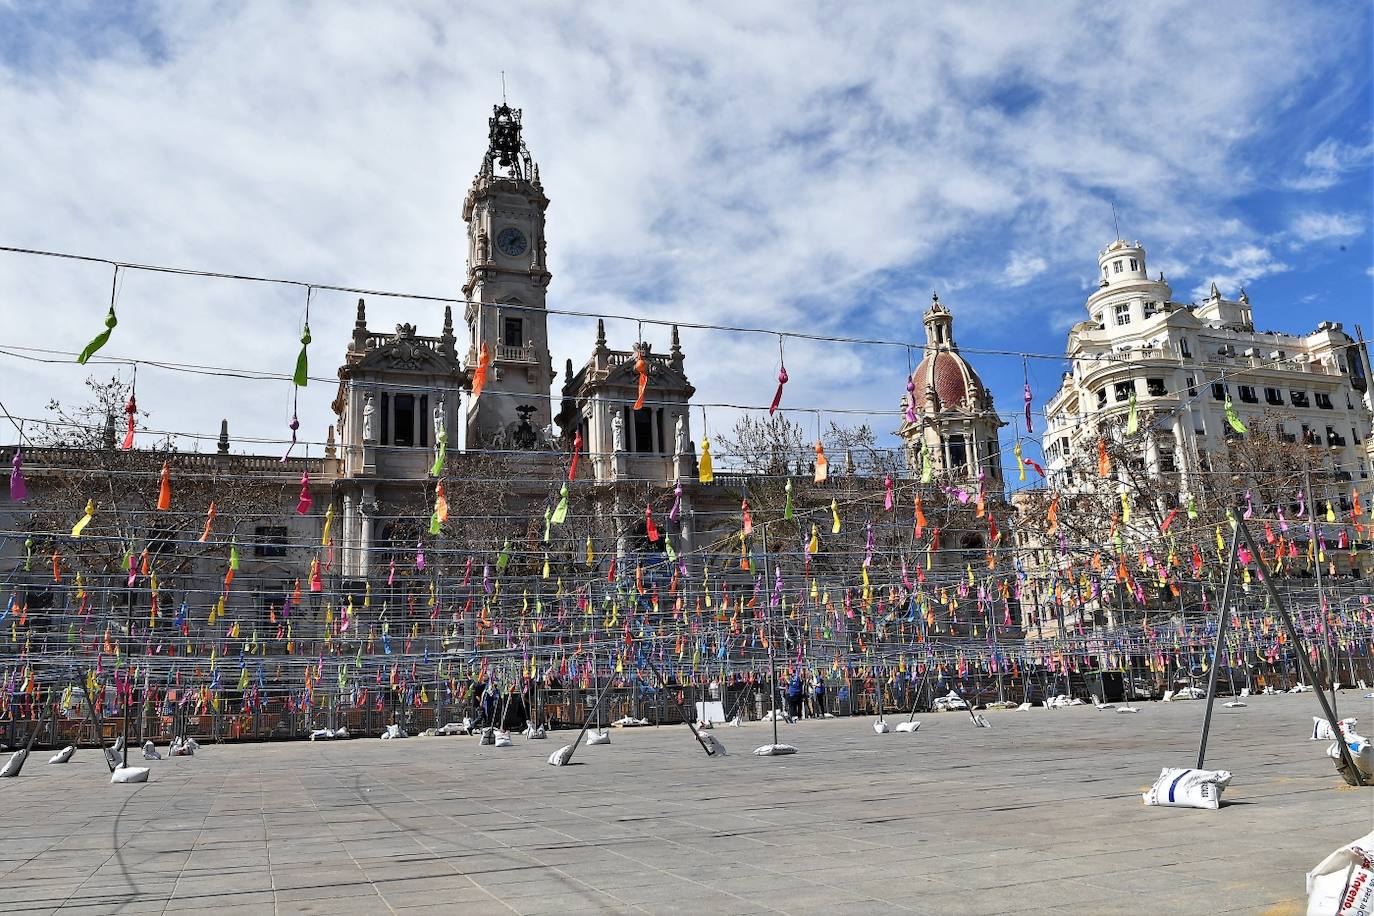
[478,727,495,746]
[696,720,713,730]
[1291,683,1313,693]
[1326,737,1374,777]
[1117,706,1140,714]
[1306,830,1374,916]
[1016,702,1032,711]
[895,721,921,733]
[111,736,125,753]
[310,728,334,741]
[493,731,513,748]
[1223,701,1247,708]
[1312,717,1359,741]
[48,745,75,765]
[380,724,403,740]
[971,714,991,728]
[332,729,347,741]
[700,735,727,756]
[1141,767,1232,810]
[587,730,610,746]
[111,766,149,784]
[1095,703,1117,711]
[529,725,546,739]
[1240,687,1252,697]
[547,745,574,766]
[142,741,162,760]
[103,746,121,768]
[873,719,890,734]
[759,710,792,722]
[933,693,969,711]
[753,744,797,756]
[729,716,743,727]
[611,716,648,727]
[0,749,27,778]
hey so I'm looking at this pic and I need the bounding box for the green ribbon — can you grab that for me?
[293,323,311,387]
[77,306,117,365]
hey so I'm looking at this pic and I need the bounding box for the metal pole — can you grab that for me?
[760,523,779,746]
[1303,464,1338,711]
[1196,522,1241,769]
[122,587,133,768]
[1234,518,1368,785]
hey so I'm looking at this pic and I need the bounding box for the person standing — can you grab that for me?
[785,672,804,721]
[812,674,826,718]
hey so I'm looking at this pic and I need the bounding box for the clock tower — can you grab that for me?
[462,102,555,448]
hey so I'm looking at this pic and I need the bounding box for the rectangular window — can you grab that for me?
[1264,387,1282,405]
[1114,381,1132,402]
[1159,450,1177,472]
[419,394,429,448]
[1113,303,1131,326]
[1211,383,1226,401]
[1129,258,1138,271]
[1315,392,1333,409]
[1180,338,1192,358]
[502,317,523,348]
[1290,390,1309,408]
[1238,385,1258,404]
[947,434,968,472]
[633,406,654,454]
[1113,260,1123,274]
[393,394,415,446]
[1146,377,1166,396]
[255,526,288,558]
[380,392,390,445]
[1186,376,1197,398]
[656,408,666,454]
[1096,388,1108,409]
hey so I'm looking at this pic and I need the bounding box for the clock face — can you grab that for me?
[496,227,528,257]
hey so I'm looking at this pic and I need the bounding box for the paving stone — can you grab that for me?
[0,693,1363,914]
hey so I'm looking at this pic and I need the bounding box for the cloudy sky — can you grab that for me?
[0,1,1370,468]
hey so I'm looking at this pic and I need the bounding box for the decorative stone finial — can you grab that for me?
[352,298,369,351]
[217,419,230,455]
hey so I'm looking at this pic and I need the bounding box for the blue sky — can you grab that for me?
[0,2,1370,463]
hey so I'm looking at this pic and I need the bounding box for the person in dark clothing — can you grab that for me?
[785,673,804,721]
[479,685,498,727]
[811,676,826,718]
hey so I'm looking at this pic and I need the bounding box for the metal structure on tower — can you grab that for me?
[485,103,532,180]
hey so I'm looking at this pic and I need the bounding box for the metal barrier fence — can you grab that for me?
[4,654,1367,749]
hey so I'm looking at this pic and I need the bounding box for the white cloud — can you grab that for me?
[0,1,1364,448]
[1290,211,1364,243]
[1285,137,1374,191]
[1191,245,1290,300]
[1002,252,1047,286]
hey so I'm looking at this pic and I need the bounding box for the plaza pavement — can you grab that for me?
[0,691,1370,915]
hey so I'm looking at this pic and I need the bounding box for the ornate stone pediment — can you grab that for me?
[352,337,462,375]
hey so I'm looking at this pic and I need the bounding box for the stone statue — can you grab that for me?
[673,412,688,458]
[611,411,625,453]
[433,399,446,445]
[362,395,375,443]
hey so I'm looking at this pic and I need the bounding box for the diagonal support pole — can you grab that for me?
[555,658,619,767]
[1197,521,1242,769]
[1233,518,1369,787]
[641,658,716,757]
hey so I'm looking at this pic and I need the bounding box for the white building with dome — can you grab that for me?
[1042,238,1373,501]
